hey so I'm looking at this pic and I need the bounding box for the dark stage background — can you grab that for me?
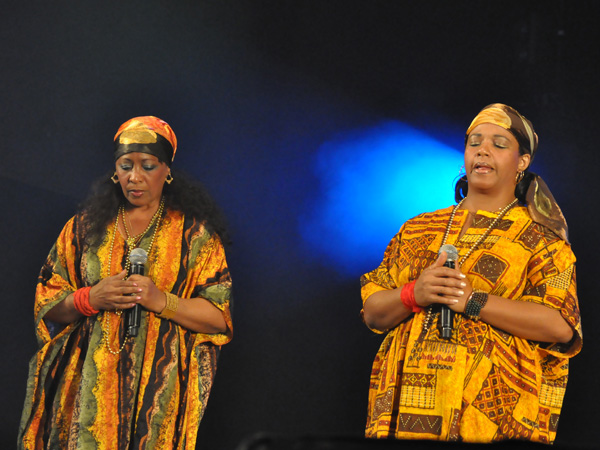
[2,1,598,449]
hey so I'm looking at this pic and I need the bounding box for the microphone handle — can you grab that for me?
[439,306,453,339]
[439,259,455,340]
[126,263,144,337]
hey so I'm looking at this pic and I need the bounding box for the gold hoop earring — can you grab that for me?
[516,171,524,184]
[111,172,119,184]
[165,173,174,185]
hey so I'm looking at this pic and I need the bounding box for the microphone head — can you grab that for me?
[129,247,148,266]
[439,244,458,262]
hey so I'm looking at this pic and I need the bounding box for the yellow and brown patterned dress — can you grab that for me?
[361,205,581,444]
[19,208,232,450]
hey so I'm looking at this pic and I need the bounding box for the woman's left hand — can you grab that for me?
[126,274,166,314]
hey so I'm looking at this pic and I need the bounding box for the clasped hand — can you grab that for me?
[89,269,165,313]
[413,251,472,312]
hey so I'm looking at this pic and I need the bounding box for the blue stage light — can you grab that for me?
[299,120,464,276]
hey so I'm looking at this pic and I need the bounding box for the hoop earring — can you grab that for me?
[454,165,468,185]
[516,171,524,184]
[111,172,119,184]
[165,173,174,185]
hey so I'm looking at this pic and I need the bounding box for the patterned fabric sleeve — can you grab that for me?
[182,222,233,346]
[361,231,401,296]
[34,216,82,346]
[522,231,582,357]
[360,225,409,334]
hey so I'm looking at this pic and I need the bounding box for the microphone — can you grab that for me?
[438,244,458,340]
[126,248,148,337]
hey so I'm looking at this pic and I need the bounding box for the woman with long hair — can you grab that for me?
[18,116,232,449]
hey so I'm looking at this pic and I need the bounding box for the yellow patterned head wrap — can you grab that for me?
[114,116,177,165]
[466,103,538,161]
[466,103,568,242]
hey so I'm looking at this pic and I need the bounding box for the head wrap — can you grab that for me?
[114,116,177,165]
[466,103,538,161]
[465,103,569,242]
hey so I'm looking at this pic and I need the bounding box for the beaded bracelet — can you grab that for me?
[464,290,488,321]
[73,287,99,316]
[400,281,423,313]
[157,292,179,320]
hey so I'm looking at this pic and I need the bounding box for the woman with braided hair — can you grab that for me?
[361,104,581,443]
[18,116,232,449]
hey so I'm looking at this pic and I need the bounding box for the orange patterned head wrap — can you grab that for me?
[466,103,538,161]
[114,116,177,165]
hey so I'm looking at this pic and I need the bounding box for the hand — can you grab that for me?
[125,274,166,314]
[89,270,142,311]
[414,251,470,309]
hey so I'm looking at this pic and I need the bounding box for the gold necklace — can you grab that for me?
[121,201,165,258]
[101,198,165,354]
[104,199,165,279]
[422,197,518,333]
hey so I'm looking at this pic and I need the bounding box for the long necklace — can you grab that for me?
[123,205,157,248]
[422,197,518,333]
[101,198,165,354]
[440,197,518,265]
[108,199,165,277]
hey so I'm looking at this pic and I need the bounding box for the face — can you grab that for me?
[115,152,170,208]
[464,123,530,196]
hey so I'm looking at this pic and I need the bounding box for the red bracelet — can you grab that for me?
[73,287,99,316]
[400,281,423,313]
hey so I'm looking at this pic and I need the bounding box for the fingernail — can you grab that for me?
[460,274,466,278]
[451,299,458,304]
[460,282,466,287]
[458,290,464,296]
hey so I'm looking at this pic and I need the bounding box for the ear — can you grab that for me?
[518,153,531,172]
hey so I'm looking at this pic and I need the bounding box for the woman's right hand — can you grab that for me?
[414,251,468,308]
[89,269,142,311]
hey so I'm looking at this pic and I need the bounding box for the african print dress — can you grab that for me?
[18,208,232,450]
[361,205,581,444]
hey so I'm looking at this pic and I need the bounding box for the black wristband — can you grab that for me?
[464,290,488,321]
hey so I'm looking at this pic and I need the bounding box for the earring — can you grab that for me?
[456,165,468,183]
[111,172,119,184]
[516,171,525,184]
[165,173,174,184]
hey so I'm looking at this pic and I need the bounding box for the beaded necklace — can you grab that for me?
[440,197,518,265]
[101,198,165,354]
[421,197,518,333]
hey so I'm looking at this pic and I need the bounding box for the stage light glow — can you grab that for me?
[299,120,464,276]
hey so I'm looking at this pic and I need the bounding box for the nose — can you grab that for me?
[476,141,491,156]
[128,166,143,183]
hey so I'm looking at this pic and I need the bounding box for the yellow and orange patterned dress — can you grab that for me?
[19,208,232,450]
[361,205,581,444]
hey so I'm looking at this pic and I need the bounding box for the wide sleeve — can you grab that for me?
[522,232,582,357]
[34,216,83,346]
[360,224,410,301]
[180,223,233,346]
[360,225,409,334]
